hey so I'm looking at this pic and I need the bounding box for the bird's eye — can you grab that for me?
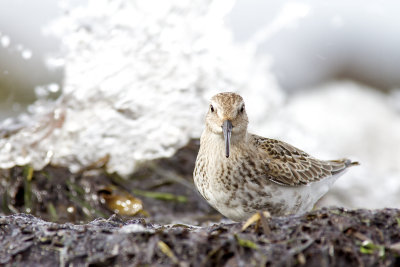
[210,105,214,112]
[240,105,245,113]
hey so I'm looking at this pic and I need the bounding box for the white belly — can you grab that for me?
[196,170,346,222]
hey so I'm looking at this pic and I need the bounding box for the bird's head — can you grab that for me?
[205,92,249,158]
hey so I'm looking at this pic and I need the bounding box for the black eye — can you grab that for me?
[210,105,214,112]
[240,105,245,113]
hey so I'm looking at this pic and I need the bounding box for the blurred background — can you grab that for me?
[2,0,400,118]
[1,0,399,213]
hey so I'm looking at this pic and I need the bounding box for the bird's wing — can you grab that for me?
[251,134,354,186]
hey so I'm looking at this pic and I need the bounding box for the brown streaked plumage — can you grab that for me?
[194,92,358,221]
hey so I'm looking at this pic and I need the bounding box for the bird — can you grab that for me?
[193,92,358,222]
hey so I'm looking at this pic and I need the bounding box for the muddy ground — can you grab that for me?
[1,139,400,266]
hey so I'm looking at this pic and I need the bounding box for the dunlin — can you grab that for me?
[194,92,358,221]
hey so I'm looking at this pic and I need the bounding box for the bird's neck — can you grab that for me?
[200,129,248,158]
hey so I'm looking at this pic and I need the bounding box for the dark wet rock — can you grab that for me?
[1,208,400,266]
[0,139,218,225]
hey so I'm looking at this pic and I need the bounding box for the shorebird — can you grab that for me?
[193,92,358,222]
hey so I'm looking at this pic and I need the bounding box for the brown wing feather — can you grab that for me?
[251,134,355,186]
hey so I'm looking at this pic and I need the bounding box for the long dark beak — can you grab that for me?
[222,120,233,158]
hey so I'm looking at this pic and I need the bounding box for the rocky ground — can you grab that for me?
[1,208,400,266]
[1,140,400,266]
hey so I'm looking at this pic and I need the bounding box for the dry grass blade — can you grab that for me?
[158,241,179,265]
[241,211,271,232]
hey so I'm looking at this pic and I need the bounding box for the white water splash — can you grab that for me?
[0,0,283,176]
[21,49,33,60]
[249,2,311,46]
[1,35,10,47]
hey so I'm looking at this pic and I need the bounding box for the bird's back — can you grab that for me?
[249,134,358,187]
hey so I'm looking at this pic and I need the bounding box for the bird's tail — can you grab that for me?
[327,158,359,175]
[343,159,360,167]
